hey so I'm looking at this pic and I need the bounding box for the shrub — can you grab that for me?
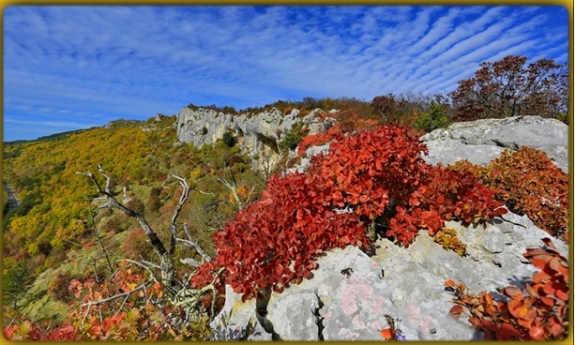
[145,189,163,214]
[414,100,450,133]
[450,55,567,121]
[125,197,145,214]
[48,273,75,302]
[449,147,568,240]
[120,228,152,259]
[278,132,303,151]
[222,131,236,147]
[192,125,506,299]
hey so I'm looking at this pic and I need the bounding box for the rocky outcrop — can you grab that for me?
[421,116,569,172]
[176,107,335,172]
[210,210,568,341]
[207,115,569,341]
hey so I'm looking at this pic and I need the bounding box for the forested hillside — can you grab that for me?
[2,55,569,341]
[2,115,268,330]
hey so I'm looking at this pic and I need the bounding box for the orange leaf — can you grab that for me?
[543,281,558,295]
[528,325,545,340]
[449,305,465,318]
[444,279,456,288]
[502,286,523,297]
[548,257,563,272]
[380,328,395,340]
[524,283,540,298]
[532,271,551,284]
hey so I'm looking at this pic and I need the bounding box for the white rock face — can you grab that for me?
[175,107,335,173]
[421,115,568,172]
[210,210,568,341]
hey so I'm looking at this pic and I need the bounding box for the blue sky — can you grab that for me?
[3,5,569,142]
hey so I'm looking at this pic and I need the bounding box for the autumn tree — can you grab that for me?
[450,55,568,121]
[371,92,443,126]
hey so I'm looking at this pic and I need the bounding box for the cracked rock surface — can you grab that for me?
[210,211,568,341]
[421,115,568,172]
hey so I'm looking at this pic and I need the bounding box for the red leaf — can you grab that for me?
[296,209,303,220]
[554,285,569,301]
[539,295,556,307]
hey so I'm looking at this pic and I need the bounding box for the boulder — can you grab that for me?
[421,116,568,172]
[210,209,568,341]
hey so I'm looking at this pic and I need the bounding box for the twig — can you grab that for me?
[80,280,153,308]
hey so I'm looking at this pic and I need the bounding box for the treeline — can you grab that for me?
[186,55,568,131]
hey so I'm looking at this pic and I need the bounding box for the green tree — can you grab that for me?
[3,259,31,312]
[415,100,450,133]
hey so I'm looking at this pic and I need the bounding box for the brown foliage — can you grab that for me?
[450,147,568,240]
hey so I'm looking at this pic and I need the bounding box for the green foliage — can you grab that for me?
[279,132,303,151]
[279,122,309,151]
[3,190,42,228]
[555,113,568,125]
[3,145,22,159]
[2,259,31,311]
[222,131,236,147]
[414,100,450,133]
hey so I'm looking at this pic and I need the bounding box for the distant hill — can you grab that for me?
[4,127,94,145]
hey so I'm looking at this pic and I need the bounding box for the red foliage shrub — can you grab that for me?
[193,125,506,299]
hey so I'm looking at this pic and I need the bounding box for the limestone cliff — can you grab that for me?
[176,106,335,172]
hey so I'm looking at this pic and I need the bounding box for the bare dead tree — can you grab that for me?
[217,163,256,211]
[76,165,222,322]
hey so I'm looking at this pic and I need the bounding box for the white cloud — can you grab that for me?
[3,5,568,140]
